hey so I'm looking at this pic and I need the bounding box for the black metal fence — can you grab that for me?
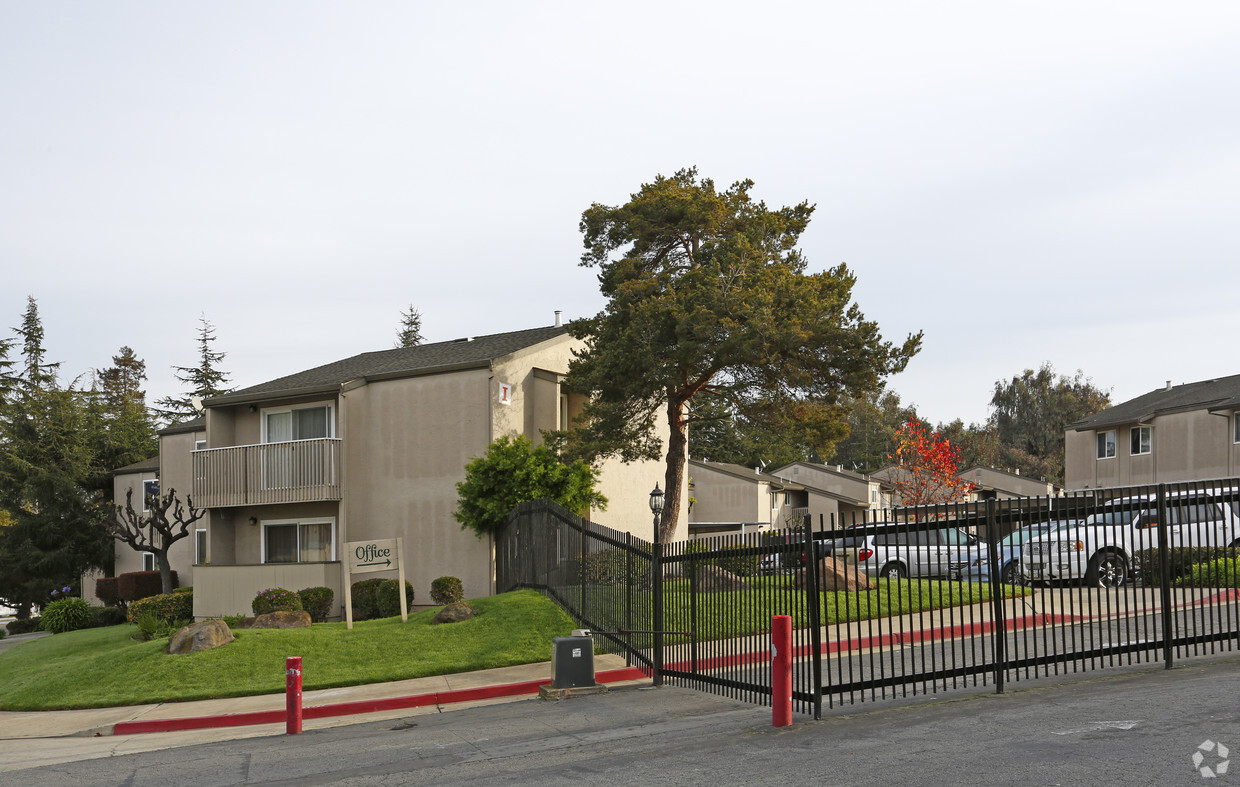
[497,480,1240,718]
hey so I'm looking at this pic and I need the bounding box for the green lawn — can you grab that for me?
[0,590,576,711]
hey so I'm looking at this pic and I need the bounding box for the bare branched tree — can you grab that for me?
[105,487,206,594]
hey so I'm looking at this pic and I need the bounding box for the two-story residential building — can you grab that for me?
[1064,375,1240,490]
[120,324,680,620]
[960,466,1056,500]
[687,460,805,536]
[771,461,889,525]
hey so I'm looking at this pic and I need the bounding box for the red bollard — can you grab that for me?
[286,656,303,734]
[772,615,792,728]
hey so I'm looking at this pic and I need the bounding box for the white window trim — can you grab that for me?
[1234,413,1240,444]
[1130,426,1152,456]
[142,478,160,512]
[195,528,207,564]
[142,552,156,572]
[259,517,337,564]
[1097,430,1117,460]
[259,401,336,444]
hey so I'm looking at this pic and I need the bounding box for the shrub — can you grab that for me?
[1174,557,1240,588]
[1133,547,1239,586]
[127,588,194,629]
[431,576,464,605]
[350,578,386,620]
[252,588,302,615]
[89,606,130,628]
[5,617,42,635]
[683,541,760,579]
[350,578,413,620]
[95,577,122,607]
[376,580,415,617]
[117,570,177,603]
[41,598,94,634]
[297,587,335,622]
[0,627,6,640]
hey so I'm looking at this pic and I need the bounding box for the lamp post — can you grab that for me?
[649,483,665,687]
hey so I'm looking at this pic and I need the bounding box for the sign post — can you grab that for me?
[342,537,407,629]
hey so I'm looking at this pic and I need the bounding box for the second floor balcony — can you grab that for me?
[193,438,342,508]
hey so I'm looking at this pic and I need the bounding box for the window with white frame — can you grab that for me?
[1130,426,1152,456]
[195,529,207,564]
[142,552,156,572]
[262,518,335,564]
[195,439,206,451]
[262,403,333,443]
[142,479,160,511]
[1097,430,1117,459]
[1235,413,1240,444]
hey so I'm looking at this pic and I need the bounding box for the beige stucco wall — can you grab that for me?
[1065,410,1240,490]
[193,562,342,619]
[774,463,869,504]
[688,465,770,524]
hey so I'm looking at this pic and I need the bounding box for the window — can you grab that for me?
[142,479,160,511]
[1097,430,1117,459]
[559,393,569,431]
[195,439,206,451]
[262,403,333,443]
[262,518,335,564]
[142,552,156,572]
[1130,426,1152,456]
[195,529,207,564]
[1234,413,1240,444]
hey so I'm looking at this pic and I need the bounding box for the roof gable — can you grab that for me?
[206,325,569,406]
[1069,373,1240,431]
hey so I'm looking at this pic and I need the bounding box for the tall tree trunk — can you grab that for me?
[158,552,175,594]
[660,395,689,543]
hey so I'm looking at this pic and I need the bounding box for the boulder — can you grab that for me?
[796,557,874,591]
[432,602,475,625]
[250,610,313,629]
[167,620,234,655]
[692,564,750,592]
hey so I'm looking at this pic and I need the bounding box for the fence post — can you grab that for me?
[689,543,698,674]
[1156,483,1174,669]
[985,498,1006,693]
[625,532,633,667]
[773,615,792,727]
[286,656,303,734]
[652,538,664,687]
[803,514,823,719]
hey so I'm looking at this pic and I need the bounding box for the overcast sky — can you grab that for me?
[3,2,1237,434]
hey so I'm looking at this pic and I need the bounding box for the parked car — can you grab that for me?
[833,523,984,580]
[1020,488,1240,588]
[961,521,1076,585]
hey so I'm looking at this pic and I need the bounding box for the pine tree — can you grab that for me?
[395,305,424,348]
[0,297,112,617]
[84,347,158,496]
[154,316,232,424]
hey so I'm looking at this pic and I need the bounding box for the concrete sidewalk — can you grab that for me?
[0,642,646,773]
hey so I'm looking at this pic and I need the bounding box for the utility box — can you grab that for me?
[550,632,595,689]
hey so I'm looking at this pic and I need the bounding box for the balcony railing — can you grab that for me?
[192,438,342,507]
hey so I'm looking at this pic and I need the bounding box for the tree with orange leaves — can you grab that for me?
[887,418,974,507]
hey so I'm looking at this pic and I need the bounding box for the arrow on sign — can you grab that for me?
[358,559,391,568]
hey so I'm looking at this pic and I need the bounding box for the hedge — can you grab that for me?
[297,587,334,622]
[117,570,178,602]
[1133,547,1239,586]
[350,578,414,620]
[127,588,194,627]
[95,577,122,607]
[430,576,464,605]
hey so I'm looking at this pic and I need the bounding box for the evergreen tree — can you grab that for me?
[830,388,919,474]
[564,169,920,541]
[84,347,158,496]
[0,298,111,617]
[395,305,424,348]
[153,316,232,424]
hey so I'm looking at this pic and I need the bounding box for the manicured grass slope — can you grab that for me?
[0,590,575,711]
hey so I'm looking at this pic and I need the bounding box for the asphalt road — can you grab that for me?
[9,651,1240,786]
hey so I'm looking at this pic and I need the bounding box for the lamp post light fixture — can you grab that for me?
[648,483,665,544]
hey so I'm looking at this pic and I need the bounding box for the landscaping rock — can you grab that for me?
[796,557,874,591]
[167,620,234,655]
[693,564,750,592]
[432,602,475,624]
[251,610,313,629]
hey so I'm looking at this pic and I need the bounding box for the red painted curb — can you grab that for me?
[110,666,647,736]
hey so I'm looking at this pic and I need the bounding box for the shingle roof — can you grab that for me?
[205,326,569,406]
[1068,374,1240,431]
[112,455,160,475]
[690,459,797,487]
[158,416,205,436]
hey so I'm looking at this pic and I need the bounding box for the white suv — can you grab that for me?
[1020,490,1240,588]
